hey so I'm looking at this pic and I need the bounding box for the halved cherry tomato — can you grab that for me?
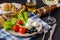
[19,28,26,34]
[13,25,20,32]
[17,20,23,24]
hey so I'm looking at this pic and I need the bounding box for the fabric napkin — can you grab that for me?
[0,29,32,40]
[0,13,51,40]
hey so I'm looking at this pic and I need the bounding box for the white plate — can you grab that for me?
[8,23,42,37]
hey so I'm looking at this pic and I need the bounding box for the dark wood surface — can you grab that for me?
[0,0,60,40]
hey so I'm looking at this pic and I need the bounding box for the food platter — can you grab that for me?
[8,22,42,37]
[3,11,43,37]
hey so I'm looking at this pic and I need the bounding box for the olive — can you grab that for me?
[26,27,37,34]
[34,29,37,32]
[31,27,37,32]
[26,29,32,34]
[26,29,29,33]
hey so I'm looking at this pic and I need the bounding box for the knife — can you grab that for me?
[48,23,57,40]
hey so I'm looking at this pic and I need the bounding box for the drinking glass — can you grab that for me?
[26,0,37,13]
[42,0,59,24]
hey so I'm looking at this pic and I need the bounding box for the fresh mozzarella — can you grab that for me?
[28,18,35,23]
[26,22,32,28]
[32,21,40,27]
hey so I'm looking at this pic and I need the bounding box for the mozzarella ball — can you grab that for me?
[32,21,40,27]
[28,18,34,23]
[26,22,32,28]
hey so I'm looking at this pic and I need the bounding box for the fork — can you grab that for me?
[42,28,49,40]
[42,23,56,40]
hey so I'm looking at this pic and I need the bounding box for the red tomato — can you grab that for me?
[13,25,20,32]
[17,20,23,24]
[19,28,26,34]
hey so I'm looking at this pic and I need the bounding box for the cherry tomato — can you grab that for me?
[13,25,20,32]
[17,20,23,24]
[19,28,26,34]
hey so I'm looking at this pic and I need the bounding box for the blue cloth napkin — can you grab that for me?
[0,13,51,40]
[0,29,32,40]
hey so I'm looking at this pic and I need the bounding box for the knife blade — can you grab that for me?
[48,23,57,40]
